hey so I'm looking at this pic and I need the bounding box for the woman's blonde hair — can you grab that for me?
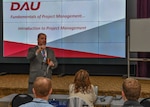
[73,69,91,93]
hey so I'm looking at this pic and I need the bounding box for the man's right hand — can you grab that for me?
[40,45,46,50]
[36,45,46,54]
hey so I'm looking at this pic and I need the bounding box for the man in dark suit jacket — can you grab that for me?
[27,33,58,94]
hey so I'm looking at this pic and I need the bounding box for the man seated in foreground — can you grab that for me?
[19,77,53,107]
[122,78,144,107]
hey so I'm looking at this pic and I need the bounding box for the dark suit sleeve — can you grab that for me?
[27,47,37,61]
[47,48,58,69]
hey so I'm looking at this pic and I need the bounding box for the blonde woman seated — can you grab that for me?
[69,69,97,107]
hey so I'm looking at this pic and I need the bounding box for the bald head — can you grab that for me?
[33,77,52,97]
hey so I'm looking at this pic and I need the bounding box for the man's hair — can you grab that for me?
[37,33,46,39]
[33,77,52,97]
[73,69,91,93]
[122,78,141,100]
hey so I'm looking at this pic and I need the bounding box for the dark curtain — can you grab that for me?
[136,0,150,77]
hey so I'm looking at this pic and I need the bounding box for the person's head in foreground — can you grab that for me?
[122,77,141,101]
[33,77,52,100]
[74,69,91,93]
[19,77,53,107]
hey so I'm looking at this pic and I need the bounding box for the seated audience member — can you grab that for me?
[122,78,144,107]
[69,69,97,107]
[19,77,53,107]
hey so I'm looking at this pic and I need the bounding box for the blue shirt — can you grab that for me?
[19,98,54,107]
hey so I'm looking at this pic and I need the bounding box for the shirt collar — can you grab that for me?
[33,98,49,104]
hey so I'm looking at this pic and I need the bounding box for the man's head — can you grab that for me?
[32,77,52,98]
[37,33,47,46]
[122,78,141,101]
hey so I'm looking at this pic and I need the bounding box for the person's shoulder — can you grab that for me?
[69,83,75,90]
[91,84,95,88]
[49,105,54,107]
[45,104,54,107]
[69,83,74,87]
[18,103,28,107]
[46,47,54,51]
[28,46,37,50]
[91,84,94,87]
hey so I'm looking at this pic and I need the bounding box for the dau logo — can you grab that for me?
[10,2,41,11]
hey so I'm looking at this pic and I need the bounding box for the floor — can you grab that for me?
[0,74,150,98]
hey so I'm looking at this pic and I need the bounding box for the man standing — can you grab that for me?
[27,33,57,94]
[19,77,54,107]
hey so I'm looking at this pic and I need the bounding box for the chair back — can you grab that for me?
[12,94,33,107]
[68,96,91,107]
[140,97,150,107]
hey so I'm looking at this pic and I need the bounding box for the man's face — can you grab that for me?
[38,34,46,45]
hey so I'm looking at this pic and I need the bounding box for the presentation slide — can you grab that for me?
[3,0,126,58]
